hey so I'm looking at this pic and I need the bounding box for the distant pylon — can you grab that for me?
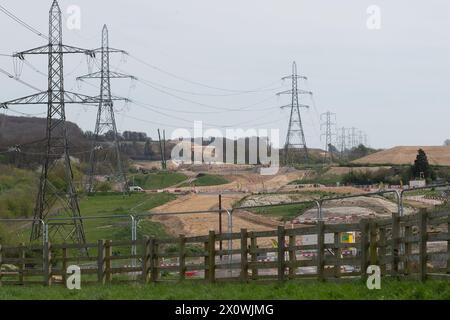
[338,127,347,159]
[350,127,358,149]
[77,25,134,193]
[320,111,336,163]
[277,61,312,164]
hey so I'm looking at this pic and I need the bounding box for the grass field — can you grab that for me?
[182,174,229,187]
[131,172,188,189]
[77,192,177,242]
[250,203,315,221]
[1,279,449,300]
[1,192,176,244]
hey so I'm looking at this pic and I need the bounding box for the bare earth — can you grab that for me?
[352,146,450,166]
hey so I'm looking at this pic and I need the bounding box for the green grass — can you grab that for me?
[250,203,315,221]
[1,279,449,300]
[0,192,176,246]
[0,164,38,219]
[181,174,229,187]
[131,172,188,189]
[75,192,176,242]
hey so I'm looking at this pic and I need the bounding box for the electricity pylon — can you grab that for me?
[278,61,312,164]
[320,111,336,163]
[77,25,134,193]
[0,0,104,245]
[338,127,347,159]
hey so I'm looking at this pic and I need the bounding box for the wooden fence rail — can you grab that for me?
[0,210,449,286]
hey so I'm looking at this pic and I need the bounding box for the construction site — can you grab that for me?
[0,0,449,302]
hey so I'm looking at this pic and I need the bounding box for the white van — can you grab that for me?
[129,186,144,192]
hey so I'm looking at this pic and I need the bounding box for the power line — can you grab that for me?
[135,75,283,97]
[129,54,284,94]
[0,66,42,91]
[80,71,280,114]
[0,4,48,40]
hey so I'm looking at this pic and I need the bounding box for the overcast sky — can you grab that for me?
[0,0,449,149]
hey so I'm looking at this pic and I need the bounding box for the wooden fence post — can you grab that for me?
[288,235,296,279]
[391,213,400,277]
[141,236,150,283]
[240,229,248,282]
[404,225,412,275]
[277,226,286,282]
[179,235,186,281]
[43,241,51,286]
[0,244,3,286]
[360,219,370,278]
[150,237,158,282]
[418,210,428,282]
[105,240,112,283]
[208,230,216,283]
[19,242,25,285]
[317,221,324,281]
[61,246,67,285]
[250,234,258,280]
[447,215,450,275]
[369,221,378,266]
[379,228,386,275]
[97,240,105,285]
[334,232,341,278]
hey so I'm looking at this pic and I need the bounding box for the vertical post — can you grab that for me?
[288,235,296,279]
[43,241,51,286]
[360,219,370,279]
[219,194,223,260]
[379,228,386,275]
[204,240,209,280]
[317,221,325,281]
[448,215,450,275]
[150,238,158,282]
[0,244,3,286]
[179,235,186,281]
[97,240,105,284]
[208,230,216,283]
[277,226,286,282]
[250,234,258,280]
[105,240,112,283]
[240,229,248,282]
[369,220,378,266]
[404,225,412,275]
[391,212,400,277]
[61,246,68,285]
[141,236,150,283]
[334,232,341,278]
[19,242,25,285]
[418,210,428,282]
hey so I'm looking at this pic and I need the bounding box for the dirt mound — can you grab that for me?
[352,146,450,166]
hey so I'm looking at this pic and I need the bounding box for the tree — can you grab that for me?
[411,149,431,179]
[444,139,450,146]
[144,139,154,159]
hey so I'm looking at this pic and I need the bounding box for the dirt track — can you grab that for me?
[150,194,278,237]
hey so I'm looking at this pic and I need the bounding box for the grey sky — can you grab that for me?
[0,0,449,149]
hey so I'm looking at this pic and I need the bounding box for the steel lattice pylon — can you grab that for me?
[77,25,133,193]
[278,61,312,164]
[1,0,98,245]
[320,111,336,164]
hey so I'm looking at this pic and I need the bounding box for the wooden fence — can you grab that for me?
[0,210,449,286]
